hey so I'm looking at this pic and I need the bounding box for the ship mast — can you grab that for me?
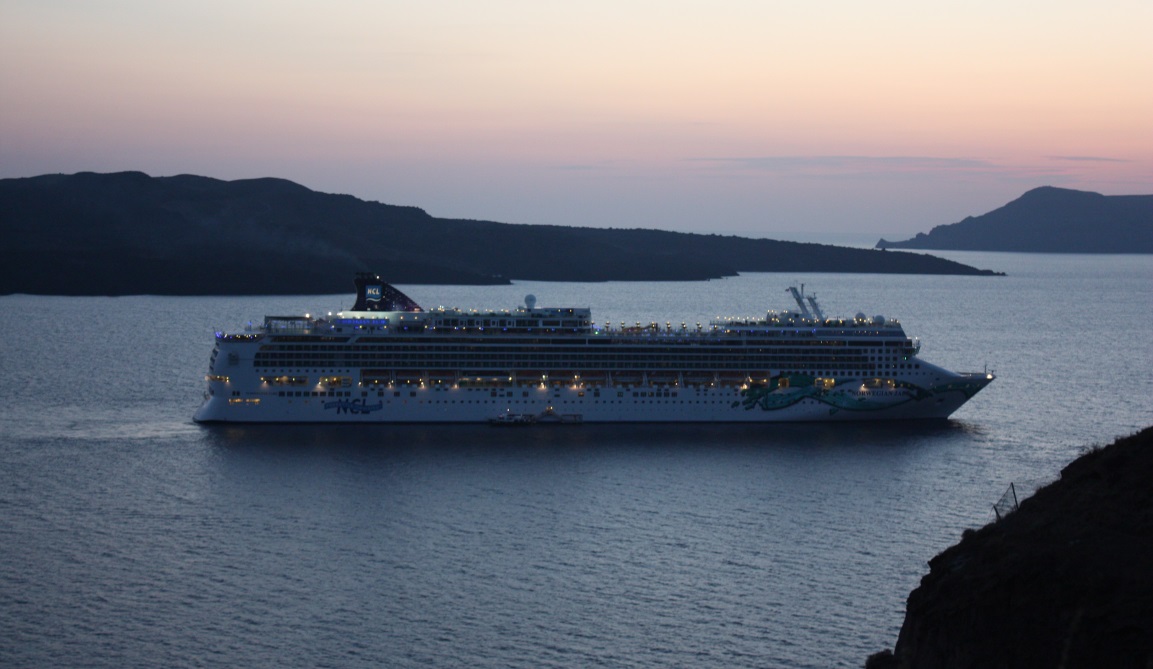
[786,284,827,321]
[806,294,825,321]
[786,285,812,319]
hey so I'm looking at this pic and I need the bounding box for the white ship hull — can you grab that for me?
[193,276,994,424]
[194,373,992,424]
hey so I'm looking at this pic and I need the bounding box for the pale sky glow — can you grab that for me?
[2,0,1150,239]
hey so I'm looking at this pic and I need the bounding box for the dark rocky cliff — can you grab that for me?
[876,187,1153,253]
[868,426,1153,668]
[0,171,1001,295]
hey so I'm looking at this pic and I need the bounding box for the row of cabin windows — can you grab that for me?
[259,341,904,352]
[434,318,588,328]
[253,352,878,364]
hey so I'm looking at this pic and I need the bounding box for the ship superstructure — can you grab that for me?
[193,274,993,423]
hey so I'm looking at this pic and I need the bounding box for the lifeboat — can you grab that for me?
[717,372,747,386]
[613,372,644,385]
[546,370,580,384]
[394,370,423,384]
[360,369,392,385]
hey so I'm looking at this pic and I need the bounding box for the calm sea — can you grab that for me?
[2,253,1150,668]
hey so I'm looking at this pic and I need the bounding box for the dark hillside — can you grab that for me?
[868,426,1153,668]
[1,171,1001,295]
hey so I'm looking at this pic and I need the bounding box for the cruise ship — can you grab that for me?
[193,274,994,423]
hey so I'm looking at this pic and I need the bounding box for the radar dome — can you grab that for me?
[873,315,886,325]
[855,312,867,321]
[524,294,537,309]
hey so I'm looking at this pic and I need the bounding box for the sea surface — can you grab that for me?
[2,253,1150,668]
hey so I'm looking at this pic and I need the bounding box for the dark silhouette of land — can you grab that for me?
[877,186,1153,253]
[1,171,1001,296]
[868,426,1153,669]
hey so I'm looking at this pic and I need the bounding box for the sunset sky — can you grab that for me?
[2,0,1150,239]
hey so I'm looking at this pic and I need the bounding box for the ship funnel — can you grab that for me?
[352,273,423,312]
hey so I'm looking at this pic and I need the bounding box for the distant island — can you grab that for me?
[1,171,1002,296]
[876,186,1153,253]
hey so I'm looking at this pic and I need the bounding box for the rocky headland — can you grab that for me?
[876,187,1153,253]
[868,426,1153,668]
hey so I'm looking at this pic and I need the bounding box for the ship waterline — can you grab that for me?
[193,274,993,423]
